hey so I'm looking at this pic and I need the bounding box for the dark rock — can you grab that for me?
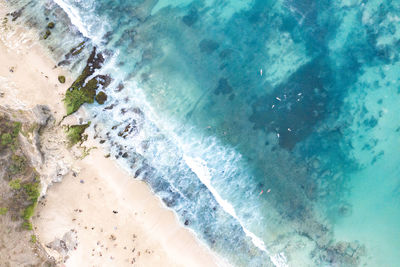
[43,30,51,40]
[57,60,71,66]
[69,41,85,57]
[104,104,116,110]
[64,47,106,115]
[95,91,107,105]
[96,75,112,88]
[115,83,124,92]
[58,76,66,84]
[10,8,24,21]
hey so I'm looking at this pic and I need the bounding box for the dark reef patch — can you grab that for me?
[214,78,233,95]
[182,8,199,27]
[250,58,332,149]
[199,39,219,54]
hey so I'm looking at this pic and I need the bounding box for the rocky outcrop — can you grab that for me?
[0,106,62,266]
[0,105,73,195]
[0,95,92,266]
[46,230,78,261]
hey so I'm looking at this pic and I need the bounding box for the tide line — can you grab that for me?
[183,155,288,267]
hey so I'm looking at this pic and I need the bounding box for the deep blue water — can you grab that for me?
[8,0,400,266]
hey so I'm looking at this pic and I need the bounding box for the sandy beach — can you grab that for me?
[0,3,223,267]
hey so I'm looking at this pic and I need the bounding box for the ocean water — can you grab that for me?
[6,0,400,266]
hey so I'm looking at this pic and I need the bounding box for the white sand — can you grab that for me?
[0,4,224,267]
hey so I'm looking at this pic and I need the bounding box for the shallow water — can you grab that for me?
[7,0,400,266]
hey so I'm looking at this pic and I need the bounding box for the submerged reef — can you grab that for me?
[57,41,87,66]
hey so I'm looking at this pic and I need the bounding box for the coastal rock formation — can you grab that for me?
[0,106,74,194]
[46,230,78,260]
[0,107,61,266]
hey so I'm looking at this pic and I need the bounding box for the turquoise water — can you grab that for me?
[8,0,400,266]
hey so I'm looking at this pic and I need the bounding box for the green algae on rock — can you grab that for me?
[70,41,86,56]
[58,75,66,84]
[47,22,55,29]
[64,47,105,115]
[43,29,51,40]
[95,91,107,104]
[43,22,55,40]
[66,122,91,146]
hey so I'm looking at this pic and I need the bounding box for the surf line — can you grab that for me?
[183,155,288,267]
[53,0,102,44]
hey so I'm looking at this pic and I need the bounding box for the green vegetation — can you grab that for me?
[30,234,37,243]
[21,178,40,229]
[1,132,12,145]
[9,155,26,175]
[95,91,107,104]
[13,122,22,135]
[0,120,21,148]
[0,207,8,215]
[66,122,91,146]
[58,75,66,84]
[64,78,99,115]
[0,115,42,231]
[9,179,21,190]
[63,48,104,116]
[23,179,40,202]
[22,204,36,221]
[47,22,55,29]
[43,29,51,40]
[23,221,33,230]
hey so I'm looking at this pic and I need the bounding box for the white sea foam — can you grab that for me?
[183,155,288,267]
[53,0,89,37]
[53,0,105,44]
[55,2,288,262]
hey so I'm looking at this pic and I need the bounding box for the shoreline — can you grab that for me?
[0,3,225,267]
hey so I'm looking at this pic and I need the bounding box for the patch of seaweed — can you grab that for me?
[66,123,91,146]
[64,47,105,115]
